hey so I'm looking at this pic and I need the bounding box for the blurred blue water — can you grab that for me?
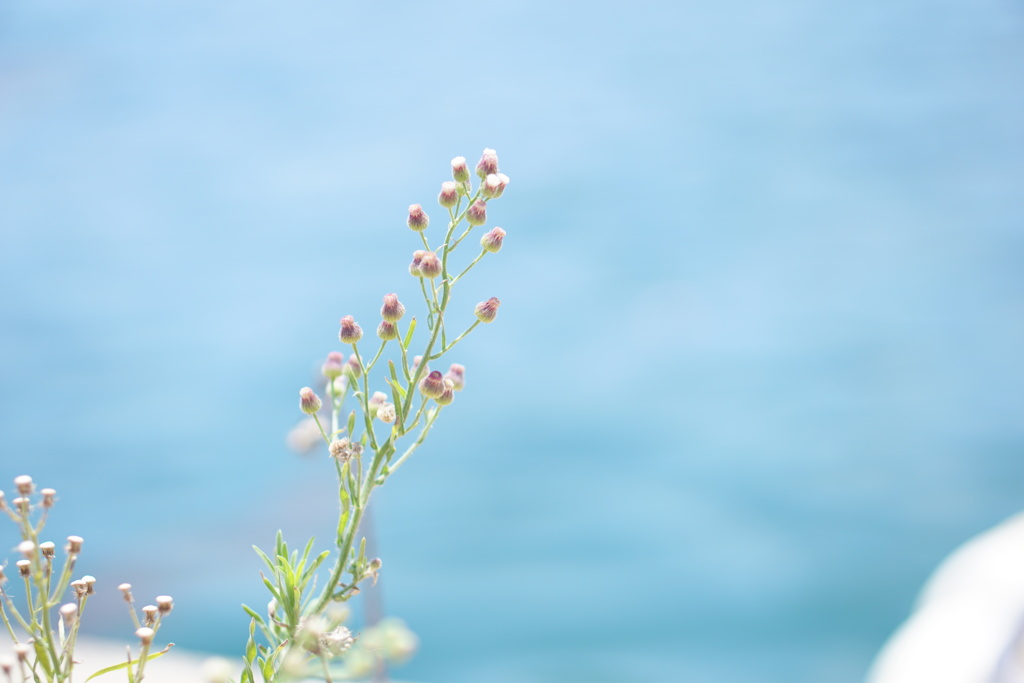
[1,1,1023,681]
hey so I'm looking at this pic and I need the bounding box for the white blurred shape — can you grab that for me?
[868,512,1024,683]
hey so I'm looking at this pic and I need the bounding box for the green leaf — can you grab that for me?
[347,410,357,437]
[252,545,276,574]
[388,362,406,398]
[84,645,173,681]
[32,639,53,677]
[403,317,417,349]
[241,604,266,626]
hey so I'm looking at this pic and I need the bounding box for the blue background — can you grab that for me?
[2,1,1023,681]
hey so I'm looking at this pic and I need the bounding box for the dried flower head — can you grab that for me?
[143,605,159,625]
[40,488,57,508]
[299,387,322,415]
[474,297,501,323]
[338,316,363,344]
[480,226,506,253]
[39,541,55,559]
[466,199,487,227]
[59,603,78,623]
[13,475,33,496]
[156,595,174,614]
[16,560,30,577]
[17,541,35,558]
[407,204,429,232]
[66,535,83,554]
[136,627,155,645]
[81,575,96,595]
[119,583,134,601]
[329,438,362,463]
[377,403,397,424]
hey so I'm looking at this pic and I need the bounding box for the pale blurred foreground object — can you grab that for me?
[867,512,1024,683]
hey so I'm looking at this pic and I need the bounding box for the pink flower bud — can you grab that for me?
[299,387,322,415]
[418,371,446,399]
[343,356,362,379]
[466,200,487,227]
[321,352,345,379]
[377,320,398,341]
[418,251,442,279]
[407,204,429,232]
[338,316,363,344]
[368,391,388,417]
[380,293,405,323]
[482,173,508,199]
[436,379,455,406]
[445,363,465,391]
[474,297,500,323]
[480,227,506,253]
[475,148,499,178]
[451,156,470,183]
[409,250,425,277]
[438,181,458,208]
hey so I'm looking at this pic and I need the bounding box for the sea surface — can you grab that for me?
[1,1,1023,681]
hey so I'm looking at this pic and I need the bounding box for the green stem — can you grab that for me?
[432,320,480,360]
[450,250,487,286]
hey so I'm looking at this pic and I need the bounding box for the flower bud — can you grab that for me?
[412,356,429,374]
[377,403,397,424]
[322,352,345,379]
[418,371,446,399]
[81,575,96,594]
[39,542,55,559]
[343,356,362,380]
[436,379,455,406]
[408,250,425,277]
[445,364,465,391]
[40,488,56,508]
[368,391,388,417]
[494,172,509,197]
[418,251,442,279]
[66,535,83,554]
[451,156,470,183]
[338,316,363,344]
[476,148,499,178]
[474,297,501,323]
[142,605,158,625]
[480,227,506,253]
[377,321,398,341]
[466,200,487,226]
[156,595,174,614]
[407,204,429,232]
[438,181,458,208]
[119,583,133,601]
[60,603,78,623]
[16,561,30,577]
[481,173,505,199]
[136,627,155,645]
[13,476,33,496]
[380,293,405,323]
[299,387,322,415]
